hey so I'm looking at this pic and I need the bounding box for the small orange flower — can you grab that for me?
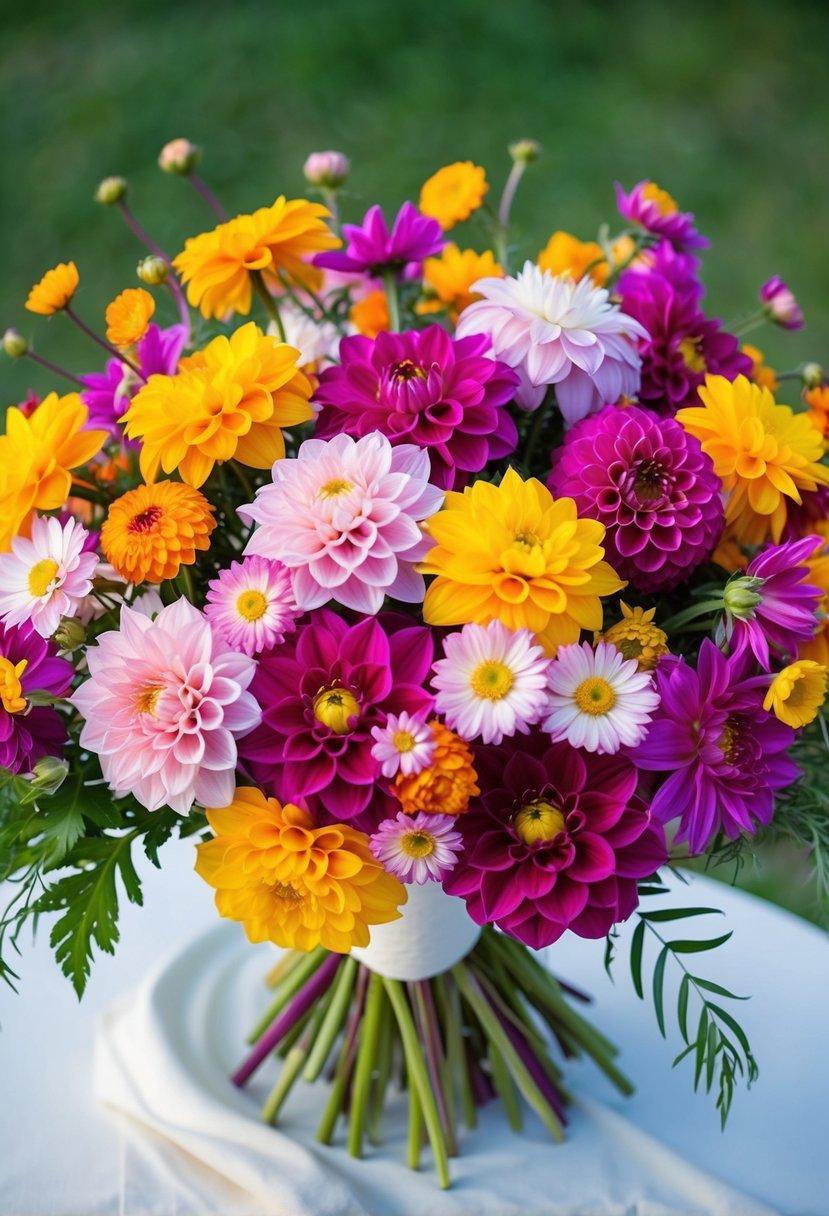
[101,480,215,584]
[26,261,79,315]
[743,343,778,393]
[418,243,503,322]
[805,385,829,443]
[105,288,155,348]
[349,289,390,338]
[394,720,480,816]
[537,231,609,285]
[419,162,488,230]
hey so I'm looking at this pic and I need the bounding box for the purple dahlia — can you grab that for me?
[312,326,519,490]
[0,621,73,774]
[314,202,444,276]
[634,640,800,854]
[238,609,433,828]
[615,180,709,252]
[619,271,751,413]
[548,403,724,594]
[443,733,667,950]
[80,322,188,438]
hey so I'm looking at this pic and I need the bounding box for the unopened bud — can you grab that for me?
[303,150,351,189]
[760,276,803,331]
[508,138,541,165]
[723,575,763,619]
[137,255,169,286]
[53,616,86,652]
[30,755,69,797]
[95,175,128,205]
[802,362,826,389]
[3,328,28,358]
[158,138,202,175]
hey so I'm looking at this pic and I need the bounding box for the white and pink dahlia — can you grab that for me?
[240,432,444,614]
[370,811,463,884]
[370,711,435,778]
[205,555,298,656]
[542,640,659,754]
[456,261,647,423]
[432,620,550,745]
[0,514,98,638]
[72,598,261,813]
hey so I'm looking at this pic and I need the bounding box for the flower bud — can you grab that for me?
[801,362,825,389]
[95,176,128,205]
[303,150,351,189]
[137,255,170,286]
[760,276,803,331]
[508,138,541,165]
[158,138,202,175]
[53,616,87,652]
[723,575,763,619]
[3,328,28,358]
[29,755,70,797]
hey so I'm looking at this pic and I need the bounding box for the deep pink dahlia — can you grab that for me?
[548,403,724,594]
[238,609,434,828]
[314,202,445,276]
[0,621,72,774]
[443,732,667,949]
[614,180,709,251]
[634,641,800,854]
[312,326,518,490]
[619,271,751,413]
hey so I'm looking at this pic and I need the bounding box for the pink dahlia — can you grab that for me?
[370,811,463,884]
[456,262,647,422]
[239,432,444,615]
[634,641,800,854]
[0,514,98,638]
[618,271,752,413]
[205,555,298,656]
[72,598,261,813]
[548,403,724,593]
[312,326,518,490]
[614,180,709,252]
[443,733,667,949]
[0,621,73,774]
[238,609,434,827]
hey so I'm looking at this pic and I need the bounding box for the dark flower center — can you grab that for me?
[127,505,163,533]
[389,359,426,384]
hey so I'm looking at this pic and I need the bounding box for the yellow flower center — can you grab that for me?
[679,335,707,374]
[28,558,60,598]
[642,182,679,216]
[313,686,360,733]
[318,478,354,499]
[0,656,28,715]
[135,684,163,717]
[390,359,427,383]
[470,659,514,701]
[392,729,416,753]
[718,718,740,763]
[400,830,436,858]
[574,677,617,716]
[236,589,268,622]
[271,880,304,905]
[514,799,565,845]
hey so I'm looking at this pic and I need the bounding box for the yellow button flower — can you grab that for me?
[598,602,669,671]
[25,261,79,315]
[418,243,503,322]
[537,231,609,286]
[105,287,155,348]
[763,660,828,729]
[419,162,488,230]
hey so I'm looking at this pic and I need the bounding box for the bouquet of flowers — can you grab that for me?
[2,137,828,1187]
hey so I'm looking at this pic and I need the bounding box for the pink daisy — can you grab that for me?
[369,811,463,884]
[239,432,444,614]
[543,640,659,754]
[205,556,298,656]
[0,515,98,638]
[432,621,550,745]
[370,711,435,778]
[72,598,261,813]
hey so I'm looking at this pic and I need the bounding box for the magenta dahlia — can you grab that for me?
[634,641,800,854]
[312,326,518,490]
[548,403,724,594]
[238,609,434,827]
[314,202,444,276]
[0,621,73,774]
[443,733,667,949]
[614,180,709,252]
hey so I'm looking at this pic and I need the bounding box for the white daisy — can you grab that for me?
[0,514,98,638]
[432,620,550,745]
[542,640,659,754]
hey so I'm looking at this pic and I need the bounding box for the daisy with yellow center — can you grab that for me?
[105,287,155,348]
[370,711,435,778]
[349,289,390,337]
[394,720,480,816]
[101,480,215,584]
[0,392,108,552]
[205,555,298,656]
[417,243,504,322]
[369,810,463,884]
[25,261,79,315]
[195,786,406,952]
[537,231,609,286]
[763,660,828,729]
[676,374,829,545]
[122,322,314,488]
[421,466,624,655]
[599,602,669,671]
[0,514,98,639]
[418,162,488,230]
[543,640,659,754]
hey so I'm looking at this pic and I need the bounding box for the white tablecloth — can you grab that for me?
[1,838,827,1215]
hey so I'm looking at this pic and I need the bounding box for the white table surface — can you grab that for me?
[1,838,827,1216]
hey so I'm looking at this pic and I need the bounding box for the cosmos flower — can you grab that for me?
[542,640,659,754]
[370,811,463,884]
[314,202,444,276]
[101,481,215,585]
[0,515,98,638]
[614,180,709,251]
[370,711,435,778]
[0,621,73,774]
[205,556,299,656]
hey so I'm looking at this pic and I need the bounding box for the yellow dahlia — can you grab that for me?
[394,720,479,816]
[763,660,828,729]
[25,261,79,315]
[419,162,488,230]
[418,243,503,322]
[349,289,390,337]
[421,467,624,654]
[676,374,829,545]
[195,786,406,952]
[0,393,107,551]
[173,198,339,320]
[122,322,314,487]
[101,480,215,584]
[537,231,609,286]
[598,602,669,671]
[105,287,155,348]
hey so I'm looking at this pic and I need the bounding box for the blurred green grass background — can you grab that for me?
[1,0,827,922]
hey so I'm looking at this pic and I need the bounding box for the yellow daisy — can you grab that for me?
[418,243,503,322]
[419,162,488,230]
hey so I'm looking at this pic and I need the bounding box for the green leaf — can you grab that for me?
[692,977,748,1001]
[639,907,722,923]
[629,919,645,999]
[672,1042,696,1067]
[706,1003,754,1060]
[694,1009,709,1091]
[652,945,669,1038]
[705,1021,719,1093]
[677,972,690,1044]
[603,932,616,981]
[666,932,733,954]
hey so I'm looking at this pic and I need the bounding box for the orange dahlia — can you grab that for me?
[537,231,609,286]
[25,261,79,315]
[394,720,480,816]
[195,786,406,952]
[101,480,215,584]
[105,287,155,348]
[349,289,390,337]
[805,385,829,444]
[419,162,488,230]
[418,243,503,322]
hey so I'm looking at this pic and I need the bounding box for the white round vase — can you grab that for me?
[351,881,481,982]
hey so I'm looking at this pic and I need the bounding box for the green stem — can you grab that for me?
[303,955,357,1081]
[439,974,477,1130]
[247,947,327,1044]
[660,599,725,634]
[489,1041,523,1131]
[523,391,552,472]
[367,994,395,1146]
[382,269,401,333]
[64,306,143,378]
[348,971,385,1159]
[251,270,287,341]
[407,1082,423,1170]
